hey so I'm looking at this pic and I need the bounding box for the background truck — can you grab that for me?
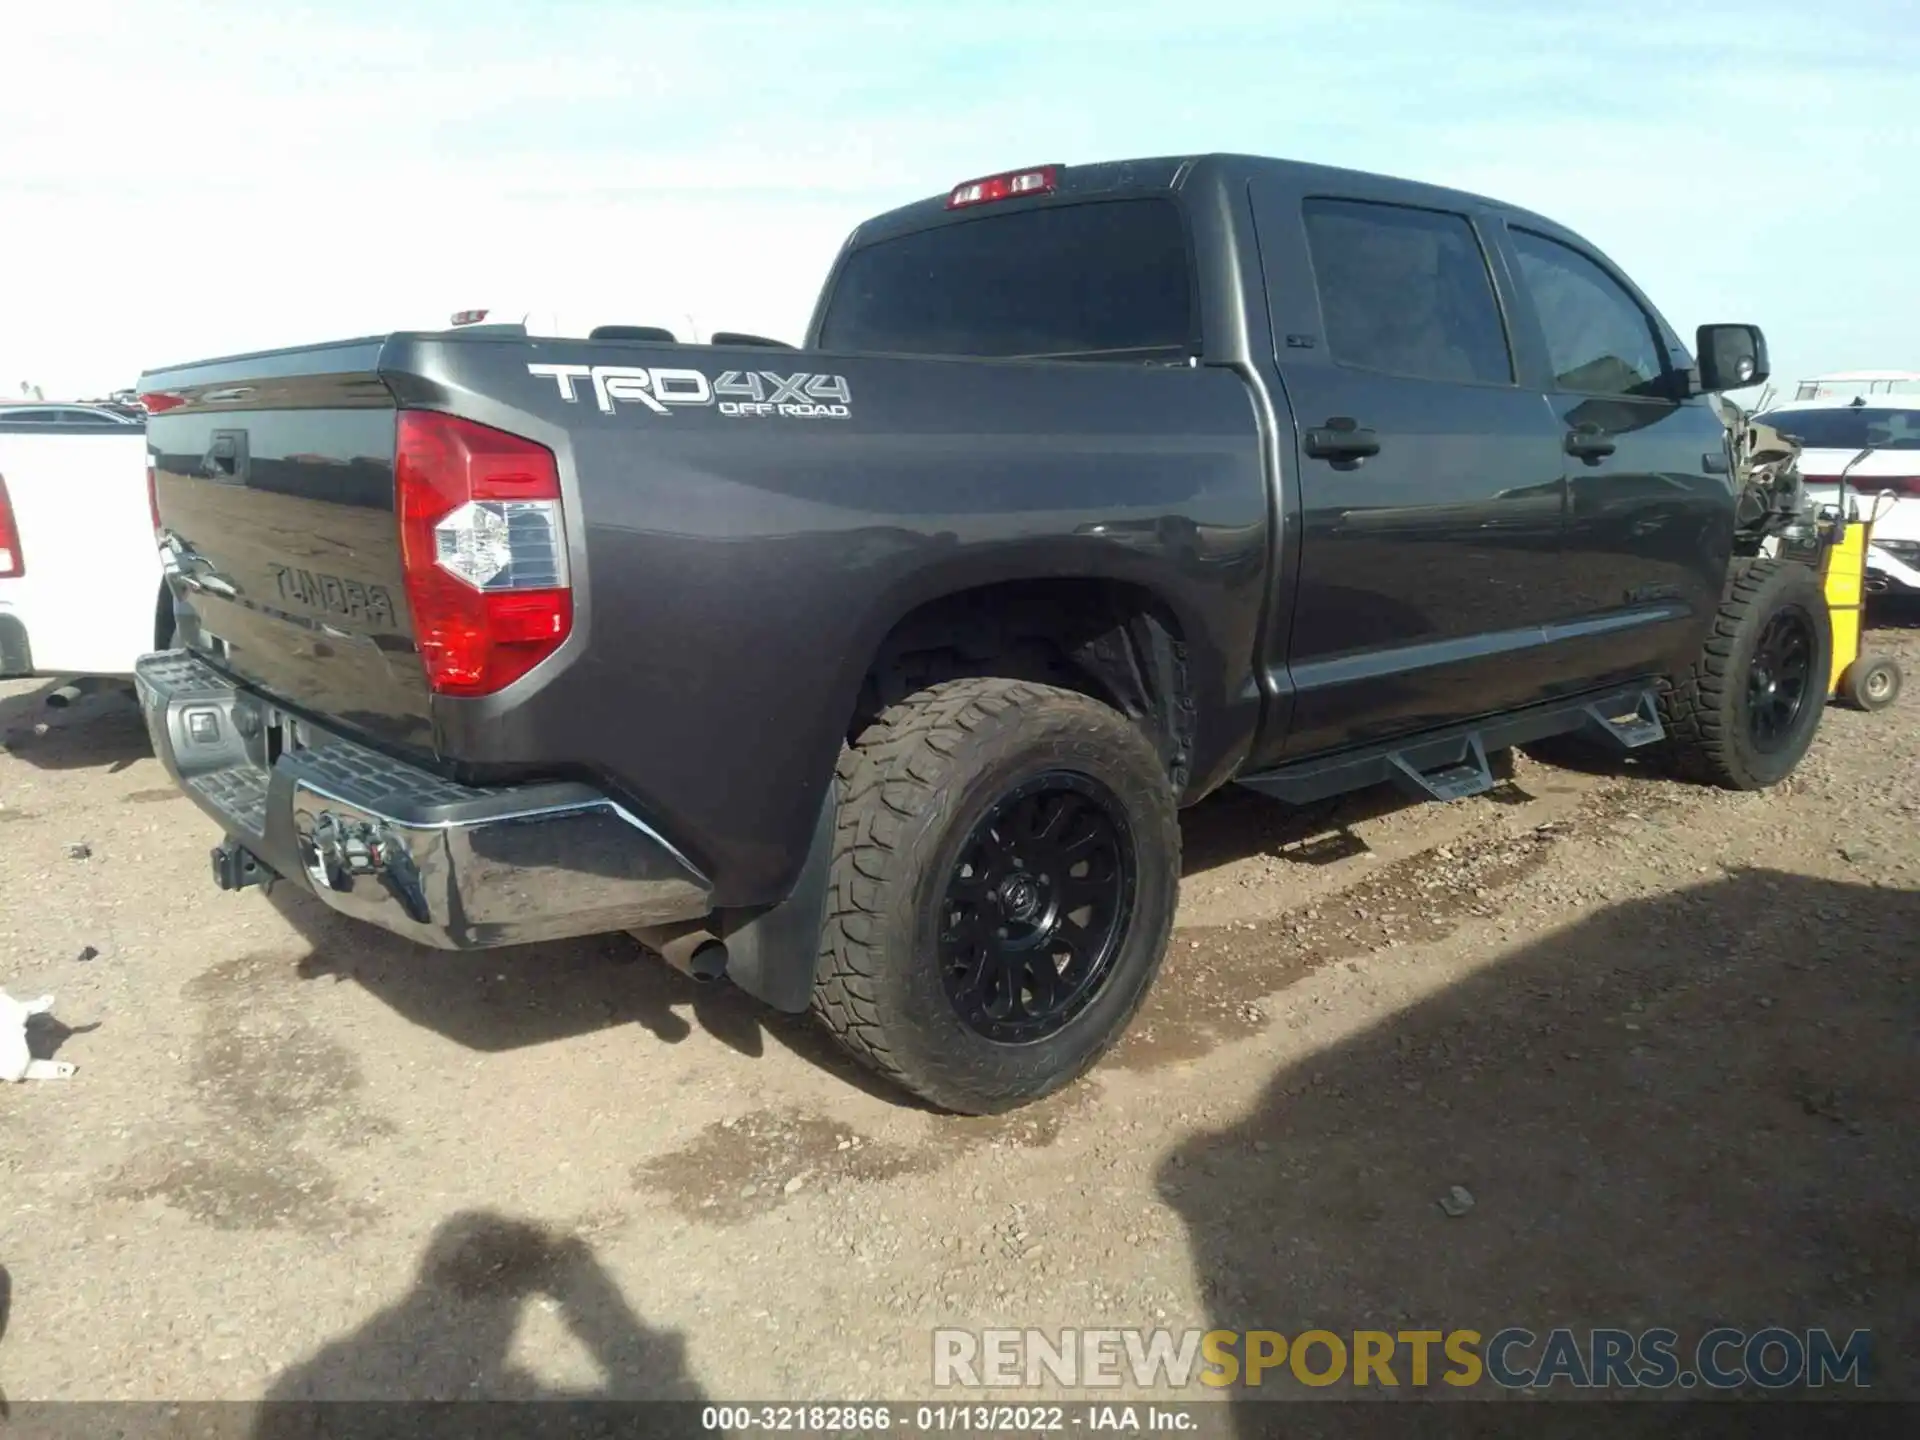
[134,153,1826,1113]
[0,402,171,686]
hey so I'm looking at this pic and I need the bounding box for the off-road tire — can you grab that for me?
[1658,558,1831,789]
[813,677,1180,1114]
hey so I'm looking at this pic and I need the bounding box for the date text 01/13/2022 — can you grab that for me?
[697,1404,1197,1431]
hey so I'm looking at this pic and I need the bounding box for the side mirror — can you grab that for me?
[1696,323,1770,393]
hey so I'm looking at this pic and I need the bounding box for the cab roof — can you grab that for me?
[846,152,1552,248]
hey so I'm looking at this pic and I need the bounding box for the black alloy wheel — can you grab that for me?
[1746,605,1817,753]
[938,772,1137,1044]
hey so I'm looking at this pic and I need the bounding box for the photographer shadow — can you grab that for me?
[252,1211,708,1438]
[1159,869,1918,1426]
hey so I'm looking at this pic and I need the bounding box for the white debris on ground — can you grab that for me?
[0,989,77,1081]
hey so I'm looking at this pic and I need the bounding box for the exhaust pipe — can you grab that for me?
[662,930,729,983]
[45,677,107,710]
[1864,576,1890,594]
[627,919,729,983]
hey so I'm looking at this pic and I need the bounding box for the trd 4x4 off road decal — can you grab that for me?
[528,364,851,419]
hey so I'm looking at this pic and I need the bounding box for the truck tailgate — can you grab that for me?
[142,341,433,751]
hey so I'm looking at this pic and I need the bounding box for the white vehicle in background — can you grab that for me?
[1755,392,1920,596]
[0,402,167,698]
[0,403,141,427]
[1789,370,1920,402]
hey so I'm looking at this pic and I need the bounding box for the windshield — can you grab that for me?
[817,198,1195,362]
[1756,406,1920,452]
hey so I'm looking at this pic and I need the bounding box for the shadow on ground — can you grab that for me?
[1159,869,1917,1426]
[250,1211,706,1436]
[1185,784,1417,876]
[268,884,924,1106]
[266,781,1463,1107]
[24,1009,98,1065]
[0,680,148,773]
[1866,594,1920,631]
[1181,750,1532,876]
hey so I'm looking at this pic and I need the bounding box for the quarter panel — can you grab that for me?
[413,338,1271,904]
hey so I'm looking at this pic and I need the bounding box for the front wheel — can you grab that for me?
[1658,558,1832,790]
[813,677,1180,1114]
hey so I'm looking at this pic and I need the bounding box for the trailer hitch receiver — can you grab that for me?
[210,838,276,893]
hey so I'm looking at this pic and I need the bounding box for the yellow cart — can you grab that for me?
[1815,488,1902,711]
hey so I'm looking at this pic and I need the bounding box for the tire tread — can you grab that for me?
[812,676,1177,1112]
[1658,558,1829,789]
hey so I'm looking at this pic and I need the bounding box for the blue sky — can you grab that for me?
[3,0,1913,397]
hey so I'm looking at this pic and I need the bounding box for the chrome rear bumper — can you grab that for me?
[134,650,713,948]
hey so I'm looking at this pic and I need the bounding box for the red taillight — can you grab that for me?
[139,391,186,413]
[946,164,1059,210]
[450,309,490,327]
[394,411,572,697]
[0,472,22,578]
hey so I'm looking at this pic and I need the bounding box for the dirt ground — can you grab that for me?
[0,613,1914,1421]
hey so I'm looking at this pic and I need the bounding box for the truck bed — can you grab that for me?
[142,331,1271,906]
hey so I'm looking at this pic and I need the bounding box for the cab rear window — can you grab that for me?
[818,199,1196,363]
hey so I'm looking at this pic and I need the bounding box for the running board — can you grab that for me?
[1574,690,1665,751]
[1236,684,1664,808]
[1387,736,1494,802]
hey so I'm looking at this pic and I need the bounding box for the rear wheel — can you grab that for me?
[1659,558,1831,789]
[813,677,1179,1114]
[1839,654,1902,712]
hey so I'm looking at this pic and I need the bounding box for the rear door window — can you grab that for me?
[818,199,1195,362]
[1302,198,1514,386]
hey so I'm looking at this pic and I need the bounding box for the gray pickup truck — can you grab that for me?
[135,153,1826,1113]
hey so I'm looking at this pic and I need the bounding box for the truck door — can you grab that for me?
[1493,222,1735,692]
[1247,181,1569,764]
